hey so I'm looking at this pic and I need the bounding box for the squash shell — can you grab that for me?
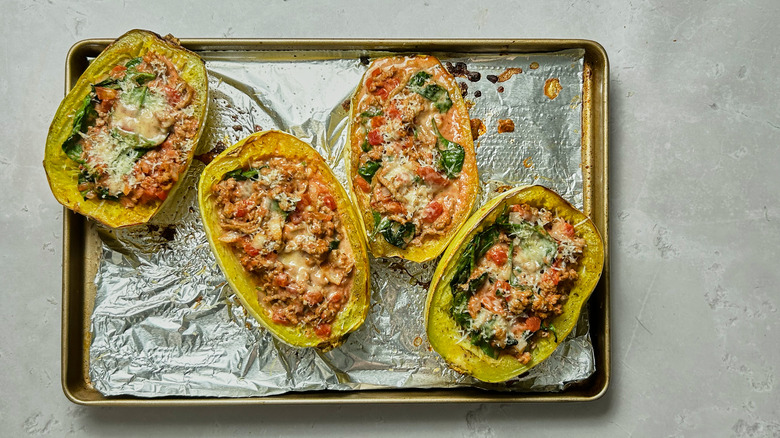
[43,29,208,228]
[198,130,371,349]
[347,55,479,262]
[425,185,605,382]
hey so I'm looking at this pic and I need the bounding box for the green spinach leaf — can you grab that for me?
[358,160,382,183]
[61,94,97,164]
[431,119,464,178]
[408,71,452,113]
[223,167,260,181]
[374,217,415,248]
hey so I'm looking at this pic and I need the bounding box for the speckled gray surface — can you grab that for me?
[2,0,779,436]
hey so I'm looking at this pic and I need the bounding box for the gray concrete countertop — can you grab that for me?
[1,0,778,436]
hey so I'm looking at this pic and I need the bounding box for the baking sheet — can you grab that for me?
[61,39,610,404]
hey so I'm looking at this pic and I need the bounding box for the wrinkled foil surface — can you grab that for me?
[89,49,592,397]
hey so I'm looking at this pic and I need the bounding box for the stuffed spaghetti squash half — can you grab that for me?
[347,55,478,262]
[425,185,604,382]
[44,29,208,228]
[198,131,370,349]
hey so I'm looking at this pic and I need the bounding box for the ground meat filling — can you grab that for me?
[68,51,198,207]
[213,158,354,337]
[450,203,586,364]
[354,58,466,249]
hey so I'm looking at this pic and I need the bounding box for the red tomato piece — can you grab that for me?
[415,166,448,186]
[367,129,383,146]
[242,240,259,257]
[421,200,444,223]
[355,176,371,193]
[370,116,385,128]
[486,245,508,265]
[322,194,337,211]
[314,324,332,338]
[525,316,541,332]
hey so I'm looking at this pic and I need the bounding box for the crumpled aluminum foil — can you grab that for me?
[89,48,592,397]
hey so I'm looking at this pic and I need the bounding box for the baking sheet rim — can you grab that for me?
[60,37,610,405]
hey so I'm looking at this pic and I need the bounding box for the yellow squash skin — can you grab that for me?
[347,55,479,262]
[425,185,605,382]
[198,131,371,350]
[43,29,208,228]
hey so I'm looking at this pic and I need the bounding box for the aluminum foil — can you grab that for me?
[89,48,592,397]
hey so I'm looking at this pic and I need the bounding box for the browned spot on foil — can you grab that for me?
[254,125,263,132]
[496,184,513,193]
[470,118,486,140]
[530,61,540,70]
[413,336,423,347]
[465,100,475,110]
[445,62,481,82]
[497,119,515,133]
[497,67,523,82]
[232,124,243,131]
[544,78,563,99]
[459,81,468,97]
[342,99,351,112]
[497,86,505,93]
[195,140,227,164]
[523,157,534,168]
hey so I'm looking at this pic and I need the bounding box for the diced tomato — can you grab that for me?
[415,166,448,186]
[386,102,400,119]
[367,129,383,146]
[541,268,561,286]
[242,240,259,257]
[235,207,247,218]
[272,272,290,288]
[355,176,371,193]
[370,116,385,128]
[510,204,525,212]
[156,190,168,201]
[525,317,541,332]
[109,65,127,79]
[271,311,288,324]
[314,324,332,338]
[486,245,508,265]
[289,210,303,224]
[322,194,337,211]
[297,195,311,209]
[556,220,576,238]
[95,86,118,101]
[421,200,443,223]
[496,280,511,292]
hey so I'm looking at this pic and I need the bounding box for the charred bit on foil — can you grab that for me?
[530,61,540,70]
[147,224,176,242]
[195,140,228,165]
[445,61,481,82]
[458,81,468,98]
[497,119,515,133]
[470,118,486,140]
[473,90,482,98]
[497,86,505,93]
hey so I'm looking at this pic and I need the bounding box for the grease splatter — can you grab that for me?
[544,78,563,99]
